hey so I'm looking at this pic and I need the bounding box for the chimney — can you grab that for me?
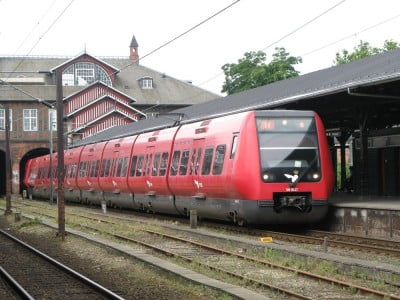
[129,34,139,61]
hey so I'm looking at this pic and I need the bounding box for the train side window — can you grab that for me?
[104,159,112,177]
[70,163,78,178]
[212,145,226,175]
[170,151,180,176]
[201,147,214,175]
[120,157,129,177]
[189,149,197,175]
[100,159,106,177]
[136,155,144,176]
[179,150,190,176]
[142,155,148,176]
[152,153,161,176]
[89,160,94,177]
[115,157,124,177]
[89,160,96,177]
[230,135,238,159]
[146,154,153,176]
[159,152,169,176]
[129,156,138,177]
[63,165,68,179]
[195,148,202,175]
[110,158,117,177]
[78,161,88,178]
[94,160,100,177]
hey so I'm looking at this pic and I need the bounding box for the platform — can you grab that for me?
[325,192,400,240]
[329,192,400,211]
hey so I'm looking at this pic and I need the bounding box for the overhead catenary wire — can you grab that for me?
[197,0,347,88]
[300,12,400,58]
[112,0,241,76]
[12,0,58,55]
[6,0,75,81]
[2,0,237,108]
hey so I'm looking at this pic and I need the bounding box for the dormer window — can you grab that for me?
[139,77,153,89]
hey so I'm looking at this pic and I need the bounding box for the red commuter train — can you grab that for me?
[23,110,334,225]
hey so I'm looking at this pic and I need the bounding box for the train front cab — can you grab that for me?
[168,114,244,220]
[233,110,334,224]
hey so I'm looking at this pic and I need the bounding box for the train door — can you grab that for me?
[143,146,155,193]
[190,139,205,194]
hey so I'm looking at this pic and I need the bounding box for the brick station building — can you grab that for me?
[0,35,218,195]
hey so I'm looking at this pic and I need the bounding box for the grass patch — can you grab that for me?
[264,248,282,260]
[18,217,41,229]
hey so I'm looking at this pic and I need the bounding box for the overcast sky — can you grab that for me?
[1,0,400,95]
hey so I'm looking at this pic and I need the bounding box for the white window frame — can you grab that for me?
[141,78,153,89]
[48,109,57,131]
[23,109,38,131]
[0,109,12,131]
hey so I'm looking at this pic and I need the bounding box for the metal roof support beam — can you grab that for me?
[358,111,369,196]
[337,131,352,191]
[347,88,400,101]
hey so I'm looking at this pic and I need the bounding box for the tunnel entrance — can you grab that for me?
[20,148,49,193]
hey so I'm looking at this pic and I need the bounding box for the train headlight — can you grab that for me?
[262,172,275,182]
[312,172,320,180]
[307,172,320,181]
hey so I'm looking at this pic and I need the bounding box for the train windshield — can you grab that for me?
[256,117,321,183]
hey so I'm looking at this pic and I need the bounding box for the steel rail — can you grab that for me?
[9,200,400,257]
[6,202,400,299]
[69,221,309,299]
[251,229,400,257]
[145,229,400,300]
[0,265,34,300]
[307,229,400,248]
[28,209,398,300]
[0,230,124,300]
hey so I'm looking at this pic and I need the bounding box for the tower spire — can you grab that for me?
[129,34,139,61]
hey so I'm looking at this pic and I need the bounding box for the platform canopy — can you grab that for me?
[76,47,400,147]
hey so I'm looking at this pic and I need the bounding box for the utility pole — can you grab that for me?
[4,106,12,215]
[49,109,54,205]
[55,69,65,240]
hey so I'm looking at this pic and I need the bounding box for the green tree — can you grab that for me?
[334,39,399,65]
[221,47,302,95]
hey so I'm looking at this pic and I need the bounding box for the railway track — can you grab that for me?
[0,229,123,300]
[9,198,400,257]
[7,200,400,299]
[232,226,400,257]
[0,266,29,300]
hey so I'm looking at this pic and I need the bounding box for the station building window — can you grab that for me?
[0,109,12,131]
[23,109,37,131]
[48,109,57,131]
[62,62,112,86]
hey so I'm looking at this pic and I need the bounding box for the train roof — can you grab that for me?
[73,47,400,147]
